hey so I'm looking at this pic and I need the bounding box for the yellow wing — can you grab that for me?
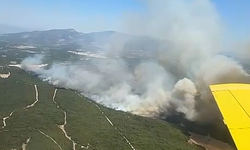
[210,83,250,150]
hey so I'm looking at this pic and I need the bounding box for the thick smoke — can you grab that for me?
[21,54,44,71]
[21,0,250,123]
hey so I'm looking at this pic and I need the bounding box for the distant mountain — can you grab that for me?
[0,24,30,34]
[0,28,82,45]
[0,28,159,57]
[0,29,122,46]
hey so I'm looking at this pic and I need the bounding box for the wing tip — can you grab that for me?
[209,83,250,92]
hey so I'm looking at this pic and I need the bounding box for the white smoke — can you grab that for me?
[21,0,250,123]
[21,54,48,72]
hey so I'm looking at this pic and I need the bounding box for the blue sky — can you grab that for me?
[0,0,146,31]
[212,0,250,40]
[0,0,249,38]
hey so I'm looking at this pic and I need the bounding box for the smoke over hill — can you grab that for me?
[21,0,250,124]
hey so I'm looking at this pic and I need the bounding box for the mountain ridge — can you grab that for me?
[0,28,159,58]
[0,24,32,34]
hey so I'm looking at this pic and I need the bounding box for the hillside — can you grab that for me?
[0,29,158,58]
[0,66,202,150]
[0,28,238,150]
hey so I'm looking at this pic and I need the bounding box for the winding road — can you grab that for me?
[24,85,39,109]
[76,92,136,150]
[53,89,90,150]
[1,111,15,129]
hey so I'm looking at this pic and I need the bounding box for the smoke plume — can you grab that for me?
[21,0,250,123]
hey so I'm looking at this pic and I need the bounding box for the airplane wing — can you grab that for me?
[210,83,250,150]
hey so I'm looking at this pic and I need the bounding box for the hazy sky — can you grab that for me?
[0,0,249,37]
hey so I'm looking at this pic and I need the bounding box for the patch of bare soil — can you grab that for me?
[188,132,236,150]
